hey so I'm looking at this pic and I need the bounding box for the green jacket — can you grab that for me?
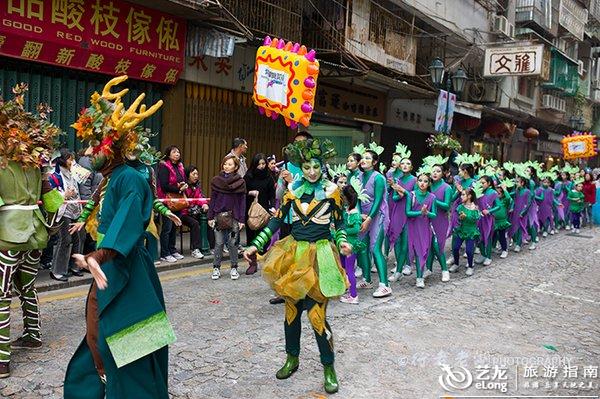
[0,160,48,251]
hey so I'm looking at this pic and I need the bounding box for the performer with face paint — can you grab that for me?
[244,138,351,394]
[405,165,437,288]
[354,146,392,298]
[386,144,417,281]
[422,155,451,282]
[474,174,501,266]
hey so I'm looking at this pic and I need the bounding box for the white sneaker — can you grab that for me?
[388,272,402,282]
[535,236,540,243]
[354,267,363,278]
[390,265,397,274]
[211,268,221,280]
[230,268,240,280]
[566,225,571,230]
[154,260,161,266]
[449,264,460,273]
[402,265,411,275]
[446,258,454,266]
[542,231,548,237]
[474,255,485,264]
[172,252,184,260]
[372,284,392,298]
[483,258,492,266]
[462,252,468,258]
[441,271,450,282]
[465,267,474,276]
[550,229,555,235]
[423,269,432,279]
[161,255,177,263]
[500,251,508,259]
[575,228,580,234]
[223,247,229,254]
[528,243,536,250]
[339,293,359,304]
[371,265,377,273]
[191,249,204,259]
[514,245,521,253]
[357,280,373,289]
[415,278,425,288]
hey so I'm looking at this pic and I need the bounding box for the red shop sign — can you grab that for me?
[0,0,186,84]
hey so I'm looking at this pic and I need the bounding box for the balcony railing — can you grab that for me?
[591,0,600,22]
[515,0,553,32]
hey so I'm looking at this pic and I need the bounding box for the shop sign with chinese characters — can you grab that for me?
[0,0,186,84]
[315,82,385,123]
[183,46,256,93]
[484,44,545,77]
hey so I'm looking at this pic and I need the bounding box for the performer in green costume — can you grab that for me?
[64,76,175,398]
[244,138,352,394]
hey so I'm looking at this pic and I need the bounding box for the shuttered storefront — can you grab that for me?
[0,58,164,152]
[168,81,291,194]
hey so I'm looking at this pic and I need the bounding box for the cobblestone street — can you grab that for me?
[1,229,599,399]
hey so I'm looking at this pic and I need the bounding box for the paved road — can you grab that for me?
[1,228,599,398]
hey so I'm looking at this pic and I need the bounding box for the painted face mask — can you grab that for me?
[302,159,322,183]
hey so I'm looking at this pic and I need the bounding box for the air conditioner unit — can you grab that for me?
[592,80,600,90]
[553,37,567,53]
[492,15,514,39]
[578,60,585,76]
[541,94,566,113]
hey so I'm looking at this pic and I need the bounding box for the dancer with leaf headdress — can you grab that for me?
[450,182,483,276]
[243,138,351,394]
[474,170,501,266]
[386,143,417,281]
[64,76,174,398]
[508,164,533,253]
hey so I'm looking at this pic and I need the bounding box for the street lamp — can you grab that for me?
[429,58,468,134]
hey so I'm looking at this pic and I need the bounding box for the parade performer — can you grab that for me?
[405,165,437,288]
[243,138,351,394]
[508,165,533,253]
[346,151,362,181]
[0,84,62,378]
[447,154,479,265]
[355,146,392,298]
[386,144,416,281]
[537,172,560,237]
[449,184,482,276]
[65,76,175,399]
[568,179,585,234]
[423,156,451,282]
[525,162,542,249]
[491,179,514,259]
[559,168,574,229]
[475,173,500,266]
[339,178,367,304]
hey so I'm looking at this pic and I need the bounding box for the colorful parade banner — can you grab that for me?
[561,132,598,160]
[0,0,186,84]
[253,36,319,129]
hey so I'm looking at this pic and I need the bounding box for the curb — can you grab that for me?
[36,254,231,293]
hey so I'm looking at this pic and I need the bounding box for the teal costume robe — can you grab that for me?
[64,164,173,399]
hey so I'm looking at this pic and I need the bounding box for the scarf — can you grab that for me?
[211,172,246,194]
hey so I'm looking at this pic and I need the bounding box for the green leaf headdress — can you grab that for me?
[525,160,543,176]
[327,163,347,180]
[480,166,496,178]
[513,163,530,179]
[503,161,515,174]
[422,154,448,167]
[379,162,387,174]
[394,143,411,160]
[573,177,584,185]
[540,171,557,182]
[562,162,580,175]
[350,175,369,202]
[416,163,433,177]
[482,158,498,168]
[352,143,366,156]
[284,138,337,165]
[455,153,480,166]
[368,142,384,156]
[498,178,515,189]
[472,179,486,198]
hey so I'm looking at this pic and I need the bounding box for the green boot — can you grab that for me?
[276,354,299,379]
[323,364,339,393]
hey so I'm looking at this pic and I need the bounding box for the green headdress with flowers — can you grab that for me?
[284,138,337,165]
[394,143,411,160]
[503,161,515,174]
[455,153,481,166]
[498,178,515,189]
[573,177,584,185]
[352,143,366,156]
[422,154,448,167]
[525,160,543,176]
[483,158,499,168]
[540,171,557,182]
[379,162,387,174]
[480,166,496,178]
[350,175,369,202]
[369,142,384,156]
[562,162,579,175]
[416,163,433,177]
[472,179,486,198]
[513,163,531,179]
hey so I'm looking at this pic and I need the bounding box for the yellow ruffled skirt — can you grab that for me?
[261,235,348,303]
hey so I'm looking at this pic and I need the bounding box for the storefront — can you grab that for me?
[311,81,386,164]
[165,44,291,193]
[0,0,187,148]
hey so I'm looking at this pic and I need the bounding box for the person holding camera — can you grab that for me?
[208,155,246,280]
[157,145,187,263]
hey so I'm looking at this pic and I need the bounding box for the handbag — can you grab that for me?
[215,211,234,231]
[247,196,270,230]
[165,192,188,213]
